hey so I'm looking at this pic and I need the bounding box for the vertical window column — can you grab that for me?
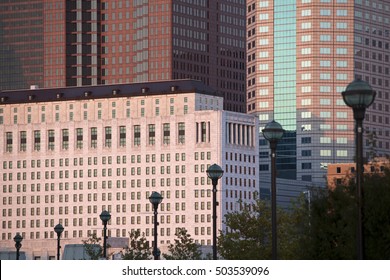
[62,129,69,150]
[6,132,12,152]
[201,122,206,142]
[20,131,27,152]
[148,124,155,145]
[33,130,41,151]
[104,126,112,147]
[48,130,55,151]
[163,123,170,145]
[76,128,83,149]
[178,122,185,144]
[134,125,141,146]
[90,127,97,148]
[119,126,126,147]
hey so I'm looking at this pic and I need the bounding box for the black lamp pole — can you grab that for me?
[13,233,23,260]
[149,192,163,260]
[262,120,284,260]
[206,164,224,260]
[99,210,111,259]
[342,78,376,260]
[54,224,64,260]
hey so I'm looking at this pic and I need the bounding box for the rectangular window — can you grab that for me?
[134,125,141,146]
[178,122,185,144]
[201,122,207,142]
[76,128,83,149]
[119,126,126,147]
[163,123,170,145]
[104,127,112,147]
[148,124,155,145]
[302,163,312,169]
[34,130,41,151]
[6,132,12,152]
[91,127,97,148]
[20,131,27,152]
[336,112,348,118]
[62,129,69,150]
[48,130,55,151]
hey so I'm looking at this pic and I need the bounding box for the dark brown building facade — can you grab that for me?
[0,0,246,112]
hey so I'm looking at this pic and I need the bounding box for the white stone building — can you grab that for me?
[0,80,258,259]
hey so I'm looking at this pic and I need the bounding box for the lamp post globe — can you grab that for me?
[54,224,64,260]
[13,233,23,260]
[99,210,111,224]
[54,223,64,236]
[262,120,284,148]
[99,210,111,259]
[342,78,376,120]
[206,163,224,260]
[342,78,376,260]
[262,120,284,260]
[149,191,163,208]
[149,191,163,260]
[206,164,224,183]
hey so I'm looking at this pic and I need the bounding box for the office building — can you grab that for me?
[247,0,390,185]
[0,79,258,259]
[0,0,246,112]
[327,158,389,188]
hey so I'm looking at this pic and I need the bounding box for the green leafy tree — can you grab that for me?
[360,169,390,259]
[299,186,356,259]
[300,167,390,259]
[82,233,105,260]
[218,200,301,259]
[121,230,152,260]
[162,228,202,260]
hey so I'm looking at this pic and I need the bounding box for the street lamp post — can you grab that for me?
[149,191,163,260]
[206,164,224,260]
[342,78,376,260]
[99,210,111,259]
[54,224,64,260]
[13,233,23,260]
[262,120,284,260]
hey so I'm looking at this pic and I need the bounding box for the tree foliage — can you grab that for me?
[218,167,390,260]
[162,228,202,260]
[82,233,104,260]
[301,168,390,259]
[361,169,390,259]
[121,230,152,260]
[299,186,357,259]
[218,200,301,259]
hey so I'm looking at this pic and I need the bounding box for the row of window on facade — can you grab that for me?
[1,152,210,173]
[3,123,190,152]
[3,121,218,152]
[2,226,213,244]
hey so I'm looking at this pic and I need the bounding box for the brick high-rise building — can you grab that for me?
[247,0,390,185]
[0,0,246,112]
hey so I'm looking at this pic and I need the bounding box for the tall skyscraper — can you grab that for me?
[0,0,246,112]
[247,0,390,184]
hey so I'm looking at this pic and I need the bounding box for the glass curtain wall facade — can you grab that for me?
[273,1,297,179]
[248,0,390,185]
